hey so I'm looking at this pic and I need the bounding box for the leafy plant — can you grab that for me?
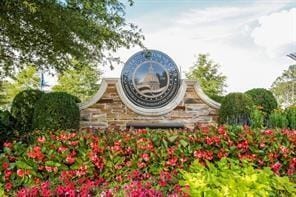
[32,92,80,130]
[0,0,144,78]
[268,109,288,129]
[0,110,15,151]
[0,126,295,195]
[246,88,278,115]
[250,106,264,128]
[52,61,101,102]
[186,54,227,99]
[180,158,296,196]
[286,106,296,129]
[219,93,254,125]
[10,89,44,132]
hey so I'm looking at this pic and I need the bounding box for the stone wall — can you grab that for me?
[79,78,220,129]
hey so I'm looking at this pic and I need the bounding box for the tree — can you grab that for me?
[1,65,40,107]
[52,61,100,102]
[186,54,227,101]
[271,65,296,107]
[0,0,144,78]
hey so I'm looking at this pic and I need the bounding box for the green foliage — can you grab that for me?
[10,90,44,132]
[271,65,296,107]
[0,126,295,195]
[0,110,15,150]
[1,66,40,108]
[180,158,296,197]
[209,94,224,103]
[250,106,264,128]
[32,92,80,130]
[219,93,254,125]
[186,54,227,99]
[52,61,100,102]
[285,106,296,129]
[268,109,288,129]
[0,0,143,78]
[246,88,278,115]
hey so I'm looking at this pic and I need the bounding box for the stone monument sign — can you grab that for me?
[79,50,220,129]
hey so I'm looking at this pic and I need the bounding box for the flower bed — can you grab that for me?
[0,125,295,196]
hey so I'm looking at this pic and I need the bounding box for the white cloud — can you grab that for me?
[103,2,295,93]
[251,8,296,57]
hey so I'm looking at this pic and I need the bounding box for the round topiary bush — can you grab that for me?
[219,93,254,125]
[32,92,80,130]
[245,88,277,115]
[11,89,44,132]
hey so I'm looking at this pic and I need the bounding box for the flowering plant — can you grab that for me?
[0,125,295,196]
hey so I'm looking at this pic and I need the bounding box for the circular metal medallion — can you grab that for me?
[121,50,181,109]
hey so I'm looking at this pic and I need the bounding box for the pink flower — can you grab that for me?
[137,161,146,169]
[5,182,12,191]
[264,129,273,135]
[166,157,178,166]
[66,156,75,164]
[17,169,29,177]
[3,142,12,148]
[271,162,282,174]
[141,153,150,162]
[37,136,46,143]
[237,140,249,150]
[2,162,9,169]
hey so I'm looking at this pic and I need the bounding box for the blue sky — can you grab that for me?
[99,0,296,93]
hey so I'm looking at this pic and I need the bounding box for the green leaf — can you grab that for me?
[45,161,61,167]
[168,135,178,143]
[180,139,189,147]
[16,161,33,170]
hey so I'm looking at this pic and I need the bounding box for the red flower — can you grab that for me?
[66,156,76,164]
[141,153,150,162]
[193,150,213,160]
[259,143,265,148]
[217,150,228,159]
[280,146,289,157]
[166,157,178,166]
[17,169,29,177]
[37,136,46,143]
[2,162,9,169]
[27,146,44,161]
[264,129,273,135]
[237,140,249,150]
[5,182,12,191]
[205,136,220,145]
[4,170,12,179]
[4,142,13,148]
[218,126,227,136]
[137,161,146,169]
[271,162,282,174]
[58,146,68,153]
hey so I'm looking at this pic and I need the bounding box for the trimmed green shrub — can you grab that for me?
[32,92,80,130]
[0,110,15,150]
[245,88,278,115]
[285,105,296,129]
[10,90,44,132]
[219,93,254,125]
[268,109,288,128]
[180,159,296,196]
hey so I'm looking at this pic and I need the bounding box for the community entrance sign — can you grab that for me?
[121,50,180,108]
[79,49,221,129]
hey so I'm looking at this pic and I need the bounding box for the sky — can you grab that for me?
[99,0,296,93]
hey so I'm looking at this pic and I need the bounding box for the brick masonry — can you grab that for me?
[79,78,220,129]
